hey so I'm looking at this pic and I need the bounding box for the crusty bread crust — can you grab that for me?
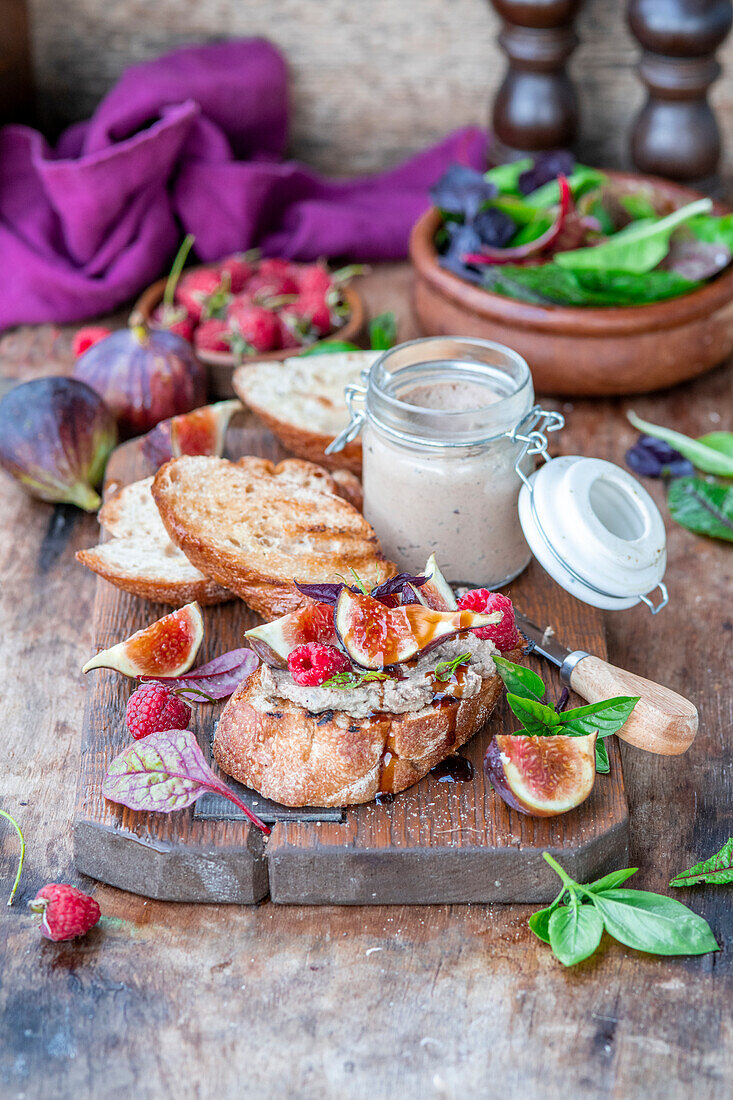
[75,547,231,606]
[213,658,515,807]
[76,476,232,607]
[232,353,378,474]
[152,456,393,619]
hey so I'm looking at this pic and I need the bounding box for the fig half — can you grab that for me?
[418,554,457,611]
[334,588,498,669]
[83,602,204,678]
[485,732,597,817]
[142,400,241,467]
[245,600,338,667]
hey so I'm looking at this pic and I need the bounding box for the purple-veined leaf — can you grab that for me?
[102,728,270,833]
[142,648,259,700]
[661,232,731,281]
[293,581,345,605]
[370,572,428,600]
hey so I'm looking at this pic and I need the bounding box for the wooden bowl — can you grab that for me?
[409,172,733,396]
[133,277,366,398]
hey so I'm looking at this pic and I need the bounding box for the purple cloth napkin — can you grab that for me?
[0,39,487,329]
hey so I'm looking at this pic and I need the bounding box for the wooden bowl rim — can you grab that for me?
[409,170,733,337]
[133,275,365,368]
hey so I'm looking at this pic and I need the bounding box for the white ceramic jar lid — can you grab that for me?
[518,455,668,612]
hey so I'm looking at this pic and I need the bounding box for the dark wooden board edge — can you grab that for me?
[267,820,630,905]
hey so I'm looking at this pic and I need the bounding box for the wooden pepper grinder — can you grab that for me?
[628,0,733,183]
[488,0,583,164]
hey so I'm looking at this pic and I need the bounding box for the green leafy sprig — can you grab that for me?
[433,653,471,682]
[321,670,395,690]
[670,838,733,887]
[532,853,719,966]
[491,656,638,774]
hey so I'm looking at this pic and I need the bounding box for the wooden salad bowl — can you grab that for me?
[133,277,366,398]
[409,171,733,396]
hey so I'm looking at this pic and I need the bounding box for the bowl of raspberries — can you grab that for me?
[134,241,365,396]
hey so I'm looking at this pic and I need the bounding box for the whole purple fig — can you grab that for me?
[0,377,117,511]
[73,319,207,438]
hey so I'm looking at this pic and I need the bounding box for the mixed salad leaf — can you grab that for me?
[432,153,731,306]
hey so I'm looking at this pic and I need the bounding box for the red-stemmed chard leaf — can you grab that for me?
[141,648,258,700]
[463,174,572,265]
[102,729,270,834]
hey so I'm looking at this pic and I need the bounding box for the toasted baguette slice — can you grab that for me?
[232,351,380,473]
[152,456,394,619]
[213,662,511,807]
[76,477,232,606]
[235,456,361,508]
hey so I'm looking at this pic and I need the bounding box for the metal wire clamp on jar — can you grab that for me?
[327,337,562,588]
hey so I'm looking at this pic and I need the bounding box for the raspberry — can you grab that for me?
[287,642,351,686]
[29,884,101,941]
[228,301,281,352]
[457,590,520,651]
[194,318,231,354]
[125,681,191,739]
[72,326,111,357]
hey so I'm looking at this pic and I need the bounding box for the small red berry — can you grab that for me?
[194,318,231,354]
[245,271,299,302]
[218,255,255,293]
[287,642,351,686]
[150,304,195,343]
[258,257,293,278]
[125,681,191,740]
[228,301,281,352]
[29,884,101,941]
[72,326,111,357]
[176,269,226,322]
[284,291,332,336]
[457,590,520,651]
[297,264,333,297]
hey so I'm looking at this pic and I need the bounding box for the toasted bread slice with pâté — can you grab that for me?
[232,351,380,473]
[213,656,517,807]
[152,455,394,619]
[76,477,232,606]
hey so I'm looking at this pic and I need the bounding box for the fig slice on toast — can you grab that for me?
[245,600,338,667]
[334,589,498,669]
[82,602,204,678]
[418,554,458,611]
[484,732,597,817]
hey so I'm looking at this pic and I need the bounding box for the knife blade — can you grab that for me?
[512,610,698,756]
[514,610,589,685]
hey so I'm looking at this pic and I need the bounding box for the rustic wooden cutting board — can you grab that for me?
[73,419,629,905]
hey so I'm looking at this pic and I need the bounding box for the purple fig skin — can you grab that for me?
[484,733,597,817]
[0,377,117,511]
[73,324,207,438]
[484,736,530,815]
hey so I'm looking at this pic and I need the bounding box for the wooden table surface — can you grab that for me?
[0,265,731,1100]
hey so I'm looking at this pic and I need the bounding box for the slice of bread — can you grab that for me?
[232,351,380,473]
[213,661,513,807]
[152,455,394,619]
[76,477,232,606]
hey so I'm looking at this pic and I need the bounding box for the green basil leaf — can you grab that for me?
[670,838,733,887]
[595,737,610,774]
[696,432,733,459]
[483,264,698,307]
[555,197,713,274]
[299,341,361,356]
[628,412,733,477]
[548,900,604,966]
[560,696,639,738]
[584,867,638,893]
[368,312,397,350]
[484,159,533,195]
[667,477,733,542]
[589,889,719,956]
[688,212,733,250]
[524,165,607,208]
[529,902,560,944]
[506,693,563,736]
[491,655,546,702]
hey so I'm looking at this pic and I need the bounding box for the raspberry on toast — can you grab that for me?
[151,456,394,619]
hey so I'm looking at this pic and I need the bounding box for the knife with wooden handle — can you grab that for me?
[514,612,698,756]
